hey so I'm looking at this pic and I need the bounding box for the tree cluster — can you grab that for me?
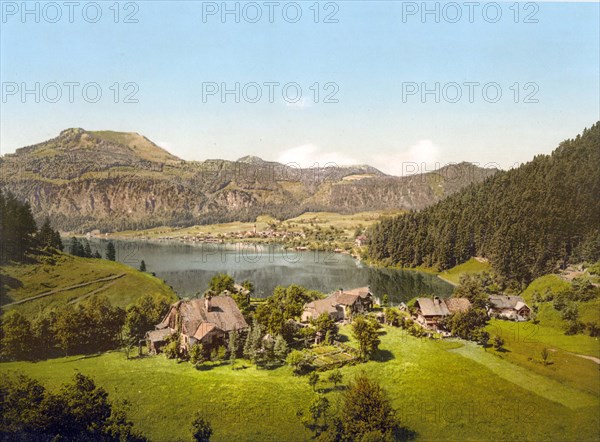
[351,316,381,361]
[0,372,146,441]
[242,320,289,367]
[0,190,63,263]
[254,284,323,340]
[298,373,410,442]
[68,236,102,259]
[1,294,173,361]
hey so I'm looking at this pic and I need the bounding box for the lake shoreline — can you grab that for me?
[78,237,454,302]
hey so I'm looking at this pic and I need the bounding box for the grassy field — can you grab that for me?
[1,325,598,441]
[0,253,177,317]
[519,274,571,303]
[438,258,492,285]
[486,320,599,395]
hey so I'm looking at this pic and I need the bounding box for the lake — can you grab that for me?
[87,239,453,303]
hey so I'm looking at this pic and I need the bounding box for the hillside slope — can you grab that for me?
[0,253,177,317]
[368,122,600,285]
[0,129,496,231]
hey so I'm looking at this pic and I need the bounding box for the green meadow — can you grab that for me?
[0,253,177,317]
[438,258,492,285]
[1,325,598,442]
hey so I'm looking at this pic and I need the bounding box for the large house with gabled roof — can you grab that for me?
[488,295,531,321]
[146,295,248,354]
[301,287,373,322]
[413,296,472,332]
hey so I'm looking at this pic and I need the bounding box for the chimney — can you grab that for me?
[204,295,212,312]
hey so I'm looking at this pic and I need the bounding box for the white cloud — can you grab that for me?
[276,143,358,168]
[285,97,312,109]
[372,140,441,176]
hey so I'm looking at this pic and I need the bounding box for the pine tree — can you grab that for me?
[273,335,289,362]
[52,230,64,251]
[243,321,263,362]
[82,239,92,258]
[69,237,84,257]
[228,329,239,363]
[106,241,116,261]
[340,374,399,440]
[37,218,55,250]
[139,260,147,272]
[0,191,37,262]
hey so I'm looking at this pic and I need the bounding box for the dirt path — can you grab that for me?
[1,273,126,307]
[67,280,119,305]
[571,353,600,365]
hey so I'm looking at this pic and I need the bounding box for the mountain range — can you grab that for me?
[0,128,497,232]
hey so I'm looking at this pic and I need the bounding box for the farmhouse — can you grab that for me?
[146,295,248,354]
[414,296,472,332]
[414,297,450,331]
[301,287,373,322]
[488,295,531,321]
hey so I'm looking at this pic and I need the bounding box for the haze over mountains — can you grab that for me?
[0,128,497,232]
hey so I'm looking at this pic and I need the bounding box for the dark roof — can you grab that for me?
[342,287,371,299]
[416,297,450,317]
[488,295,528,310]
[335,292,360,306]
[304,297,340,315]
[146,328,174,342]
[445,298,471,313]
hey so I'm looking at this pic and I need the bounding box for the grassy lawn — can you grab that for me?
[486,320,600,396]
[438,258,491,285]
[519,274,571,303]
[1,326,598,441]
[0,254,177,317]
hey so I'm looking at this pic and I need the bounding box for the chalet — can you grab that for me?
[488,295,531,321]
[414,297,450,331]
[414,296,472,332]
[146,295,248,354]
[301,287,373,322]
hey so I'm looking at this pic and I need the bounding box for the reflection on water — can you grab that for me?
[87,239,452,303]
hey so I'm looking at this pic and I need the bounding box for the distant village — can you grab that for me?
[86,224,368,255]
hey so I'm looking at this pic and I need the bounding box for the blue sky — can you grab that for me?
[1,1,598,175]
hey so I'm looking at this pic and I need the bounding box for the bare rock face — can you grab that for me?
[0,129,497,231]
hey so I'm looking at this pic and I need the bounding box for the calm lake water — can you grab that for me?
[87,239,453,303]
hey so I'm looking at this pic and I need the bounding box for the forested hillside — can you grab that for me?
[368,123,600,286]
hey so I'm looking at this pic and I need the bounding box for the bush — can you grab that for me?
[189,344,206,366]
[286,350,312,375]
[492,336,505,351]
[587,322,600,337]
[191,412,213,442]
[164,340,180,360]
[565,320,585,336]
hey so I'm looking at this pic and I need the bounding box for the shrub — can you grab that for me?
[164,340,180,360]
[286,350,312,375]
